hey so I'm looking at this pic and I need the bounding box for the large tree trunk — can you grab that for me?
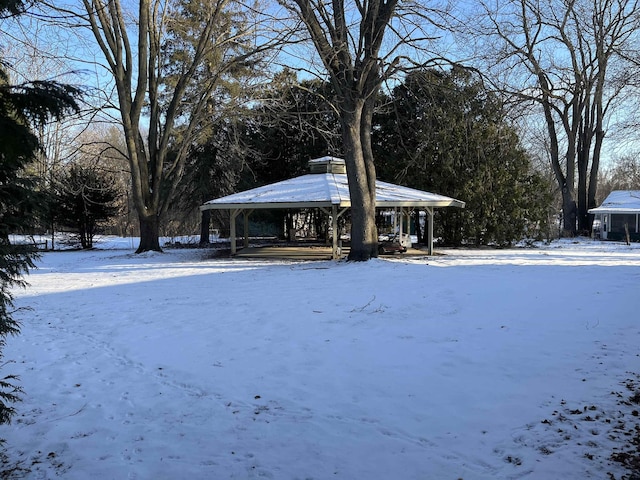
[586,70,606,233]
[561,186,577,236]
[577,153,589,233]
[136,212,162,253]
[587,158,600,230]
[82,0,263,254]
[576,114,593,233]
[538,80,577,237]
[485,0,634,239]
[199,209,211,246]
[360,95,379,254]
[342,107,378,261]
[288,0,399,260]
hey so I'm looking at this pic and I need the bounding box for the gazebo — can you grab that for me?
[200,157,465,259]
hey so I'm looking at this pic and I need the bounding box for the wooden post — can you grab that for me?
[323,205,348,260]
[426,207,434,256]
[243,210,252,249]
[332,205,339,259]
[230,209,241,255]
[625,223,631,245]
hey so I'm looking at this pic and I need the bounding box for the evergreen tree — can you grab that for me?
[374,67,552,246]
[0,0,79,426]
[167,125,247,244]
[244,72,341,186]
[54,164,119,249]
[222,72,341,240]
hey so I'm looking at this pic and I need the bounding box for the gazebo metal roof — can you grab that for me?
[201,157,464,210]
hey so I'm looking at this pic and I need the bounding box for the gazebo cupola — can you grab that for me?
[308,156,347,174]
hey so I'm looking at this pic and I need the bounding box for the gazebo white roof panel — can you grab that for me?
[375,179,465,207]
[201,173,465,210]
[588,190,640,214]
[201,173,349,209]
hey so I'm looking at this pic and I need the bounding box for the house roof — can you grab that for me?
[201,158,465,211]
[588,190,640,214]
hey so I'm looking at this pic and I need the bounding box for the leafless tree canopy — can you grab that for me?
[14,0,284,252]
[467,0,640,234]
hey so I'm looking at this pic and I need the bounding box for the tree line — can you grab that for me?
[16,67,552,248]
[23,65,640,249]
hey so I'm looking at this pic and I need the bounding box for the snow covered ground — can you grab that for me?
[1,237,639,479]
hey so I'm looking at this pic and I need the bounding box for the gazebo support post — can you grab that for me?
[332,205,339,259]
[230,209,242,255]
[243,209,254,249]
[323,206,348,260]
[426,207,434,255]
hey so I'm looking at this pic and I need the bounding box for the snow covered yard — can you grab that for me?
[1,238,639,479]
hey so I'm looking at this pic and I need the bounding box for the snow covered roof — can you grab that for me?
[588,190,640,214]
[201,158,465,211]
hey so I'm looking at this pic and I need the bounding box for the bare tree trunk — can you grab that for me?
[342,106,378,261]
[587,149,602,227]
[587,44,608,233]
[538,72,578,237]
[360,94,380,254]
[561,188,577,237]
[136,213,161,253]
[288,0,403,260]
[199,209,211,246]
[576,114,589,233]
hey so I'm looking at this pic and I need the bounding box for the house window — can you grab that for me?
[611,214,636,233]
